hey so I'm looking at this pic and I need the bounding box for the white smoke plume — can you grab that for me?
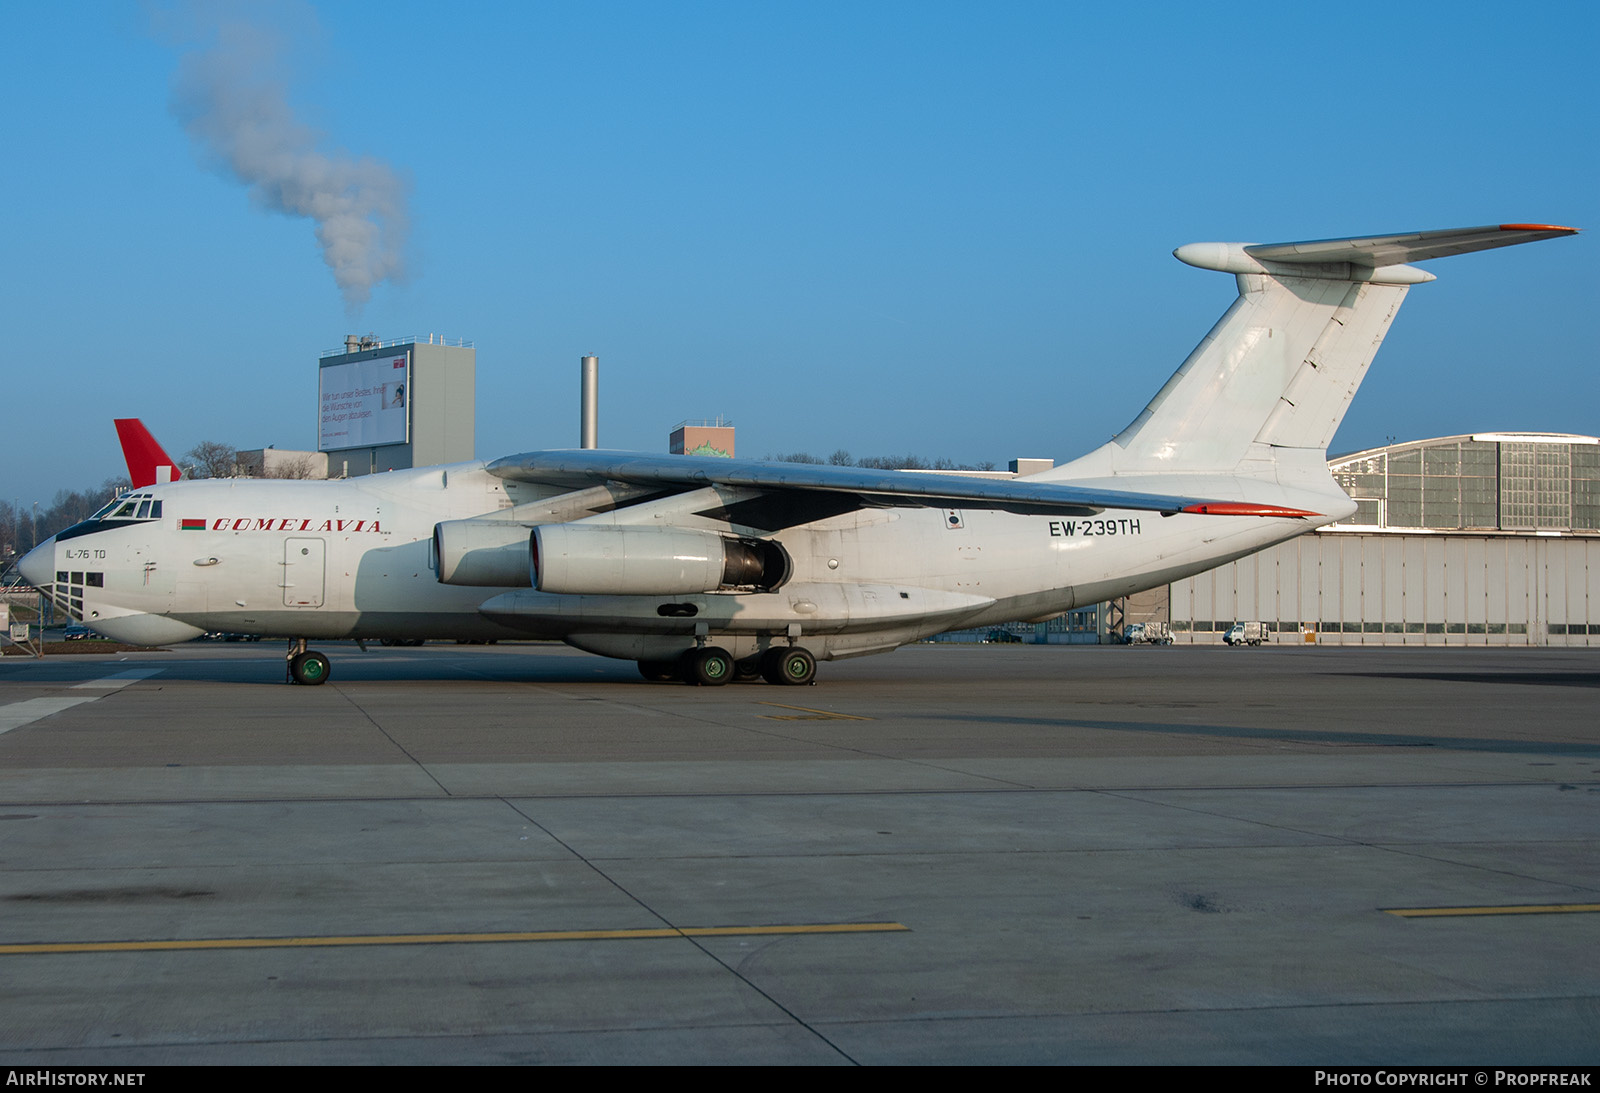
[169,15,409,311]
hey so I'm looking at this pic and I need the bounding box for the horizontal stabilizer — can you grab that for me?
[1244,223,1577,267]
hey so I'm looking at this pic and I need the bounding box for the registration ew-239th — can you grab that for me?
[1047,518,1142,537]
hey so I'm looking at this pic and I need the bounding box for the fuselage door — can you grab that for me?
[283,538,326,608]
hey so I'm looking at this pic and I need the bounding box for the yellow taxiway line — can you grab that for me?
[1383,903,1600,918]
[0,921,909,956]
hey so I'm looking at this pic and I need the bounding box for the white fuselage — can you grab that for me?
[25,460,1328,661]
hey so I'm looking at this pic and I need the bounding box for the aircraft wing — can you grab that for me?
[485,449,1313,521]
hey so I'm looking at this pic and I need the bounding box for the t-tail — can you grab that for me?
[1045,223,1577,492]
[114,419,183,488]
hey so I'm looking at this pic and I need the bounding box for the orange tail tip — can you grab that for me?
[1181,502,1320,518]
[1498,223,1577,233]
[113,419,182,488]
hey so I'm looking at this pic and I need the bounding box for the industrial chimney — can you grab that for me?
[580,355,599,449]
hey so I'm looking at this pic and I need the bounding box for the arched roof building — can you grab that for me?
[1327,433,1599,534]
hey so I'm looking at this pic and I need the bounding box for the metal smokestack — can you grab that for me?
[580,355,599,449]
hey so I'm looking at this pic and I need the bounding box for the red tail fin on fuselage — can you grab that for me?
[114,419,182,488]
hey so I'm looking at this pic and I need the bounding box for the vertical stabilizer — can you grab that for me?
[114,419,183,488]
[1108,273,1408,473]
[1045,224,1576,483]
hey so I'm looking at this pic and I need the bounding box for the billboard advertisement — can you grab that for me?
[318,354,410,451]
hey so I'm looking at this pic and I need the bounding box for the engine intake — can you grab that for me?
[532,525,788,595]
[434,520,535,587]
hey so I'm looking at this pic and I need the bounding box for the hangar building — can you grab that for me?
[1159,432,1599,646]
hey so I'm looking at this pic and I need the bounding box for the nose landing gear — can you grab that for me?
[286,639,331,685]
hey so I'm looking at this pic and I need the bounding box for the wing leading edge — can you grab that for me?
[485,450,1318,519]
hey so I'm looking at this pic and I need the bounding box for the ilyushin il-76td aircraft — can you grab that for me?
[20,223,1577,685]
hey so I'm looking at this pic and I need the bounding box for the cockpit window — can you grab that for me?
[98,494,162,522]
[57,493,165,543]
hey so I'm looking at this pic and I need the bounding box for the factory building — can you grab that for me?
[317,334,475,477]
[670,418,736,458]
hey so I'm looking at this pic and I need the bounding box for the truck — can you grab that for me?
[1122,622,1173,645]
[1223,621,1268,646]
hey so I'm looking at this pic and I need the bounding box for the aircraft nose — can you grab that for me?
[17,539,55,590]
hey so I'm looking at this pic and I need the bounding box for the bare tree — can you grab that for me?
[185,441,238,479]
[858,454,929,470]
[30,477,128,542]
[828,449,854,466]
[263,454,320,479]
[0,499,15,561]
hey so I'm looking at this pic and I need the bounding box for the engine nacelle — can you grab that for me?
[532,525,788,595]
[434,519,535,587]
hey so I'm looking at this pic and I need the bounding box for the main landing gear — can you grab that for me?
[760,645,816,686]
[641,644,817,686]
[286,638,331,685]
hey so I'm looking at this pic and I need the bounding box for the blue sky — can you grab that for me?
[5,1,1595,503]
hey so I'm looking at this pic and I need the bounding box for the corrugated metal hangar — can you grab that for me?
[1165,432,1599,646]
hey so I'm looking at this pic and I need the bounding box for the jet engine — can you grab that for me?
[531,525,789,595]
[434,519,535,587]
